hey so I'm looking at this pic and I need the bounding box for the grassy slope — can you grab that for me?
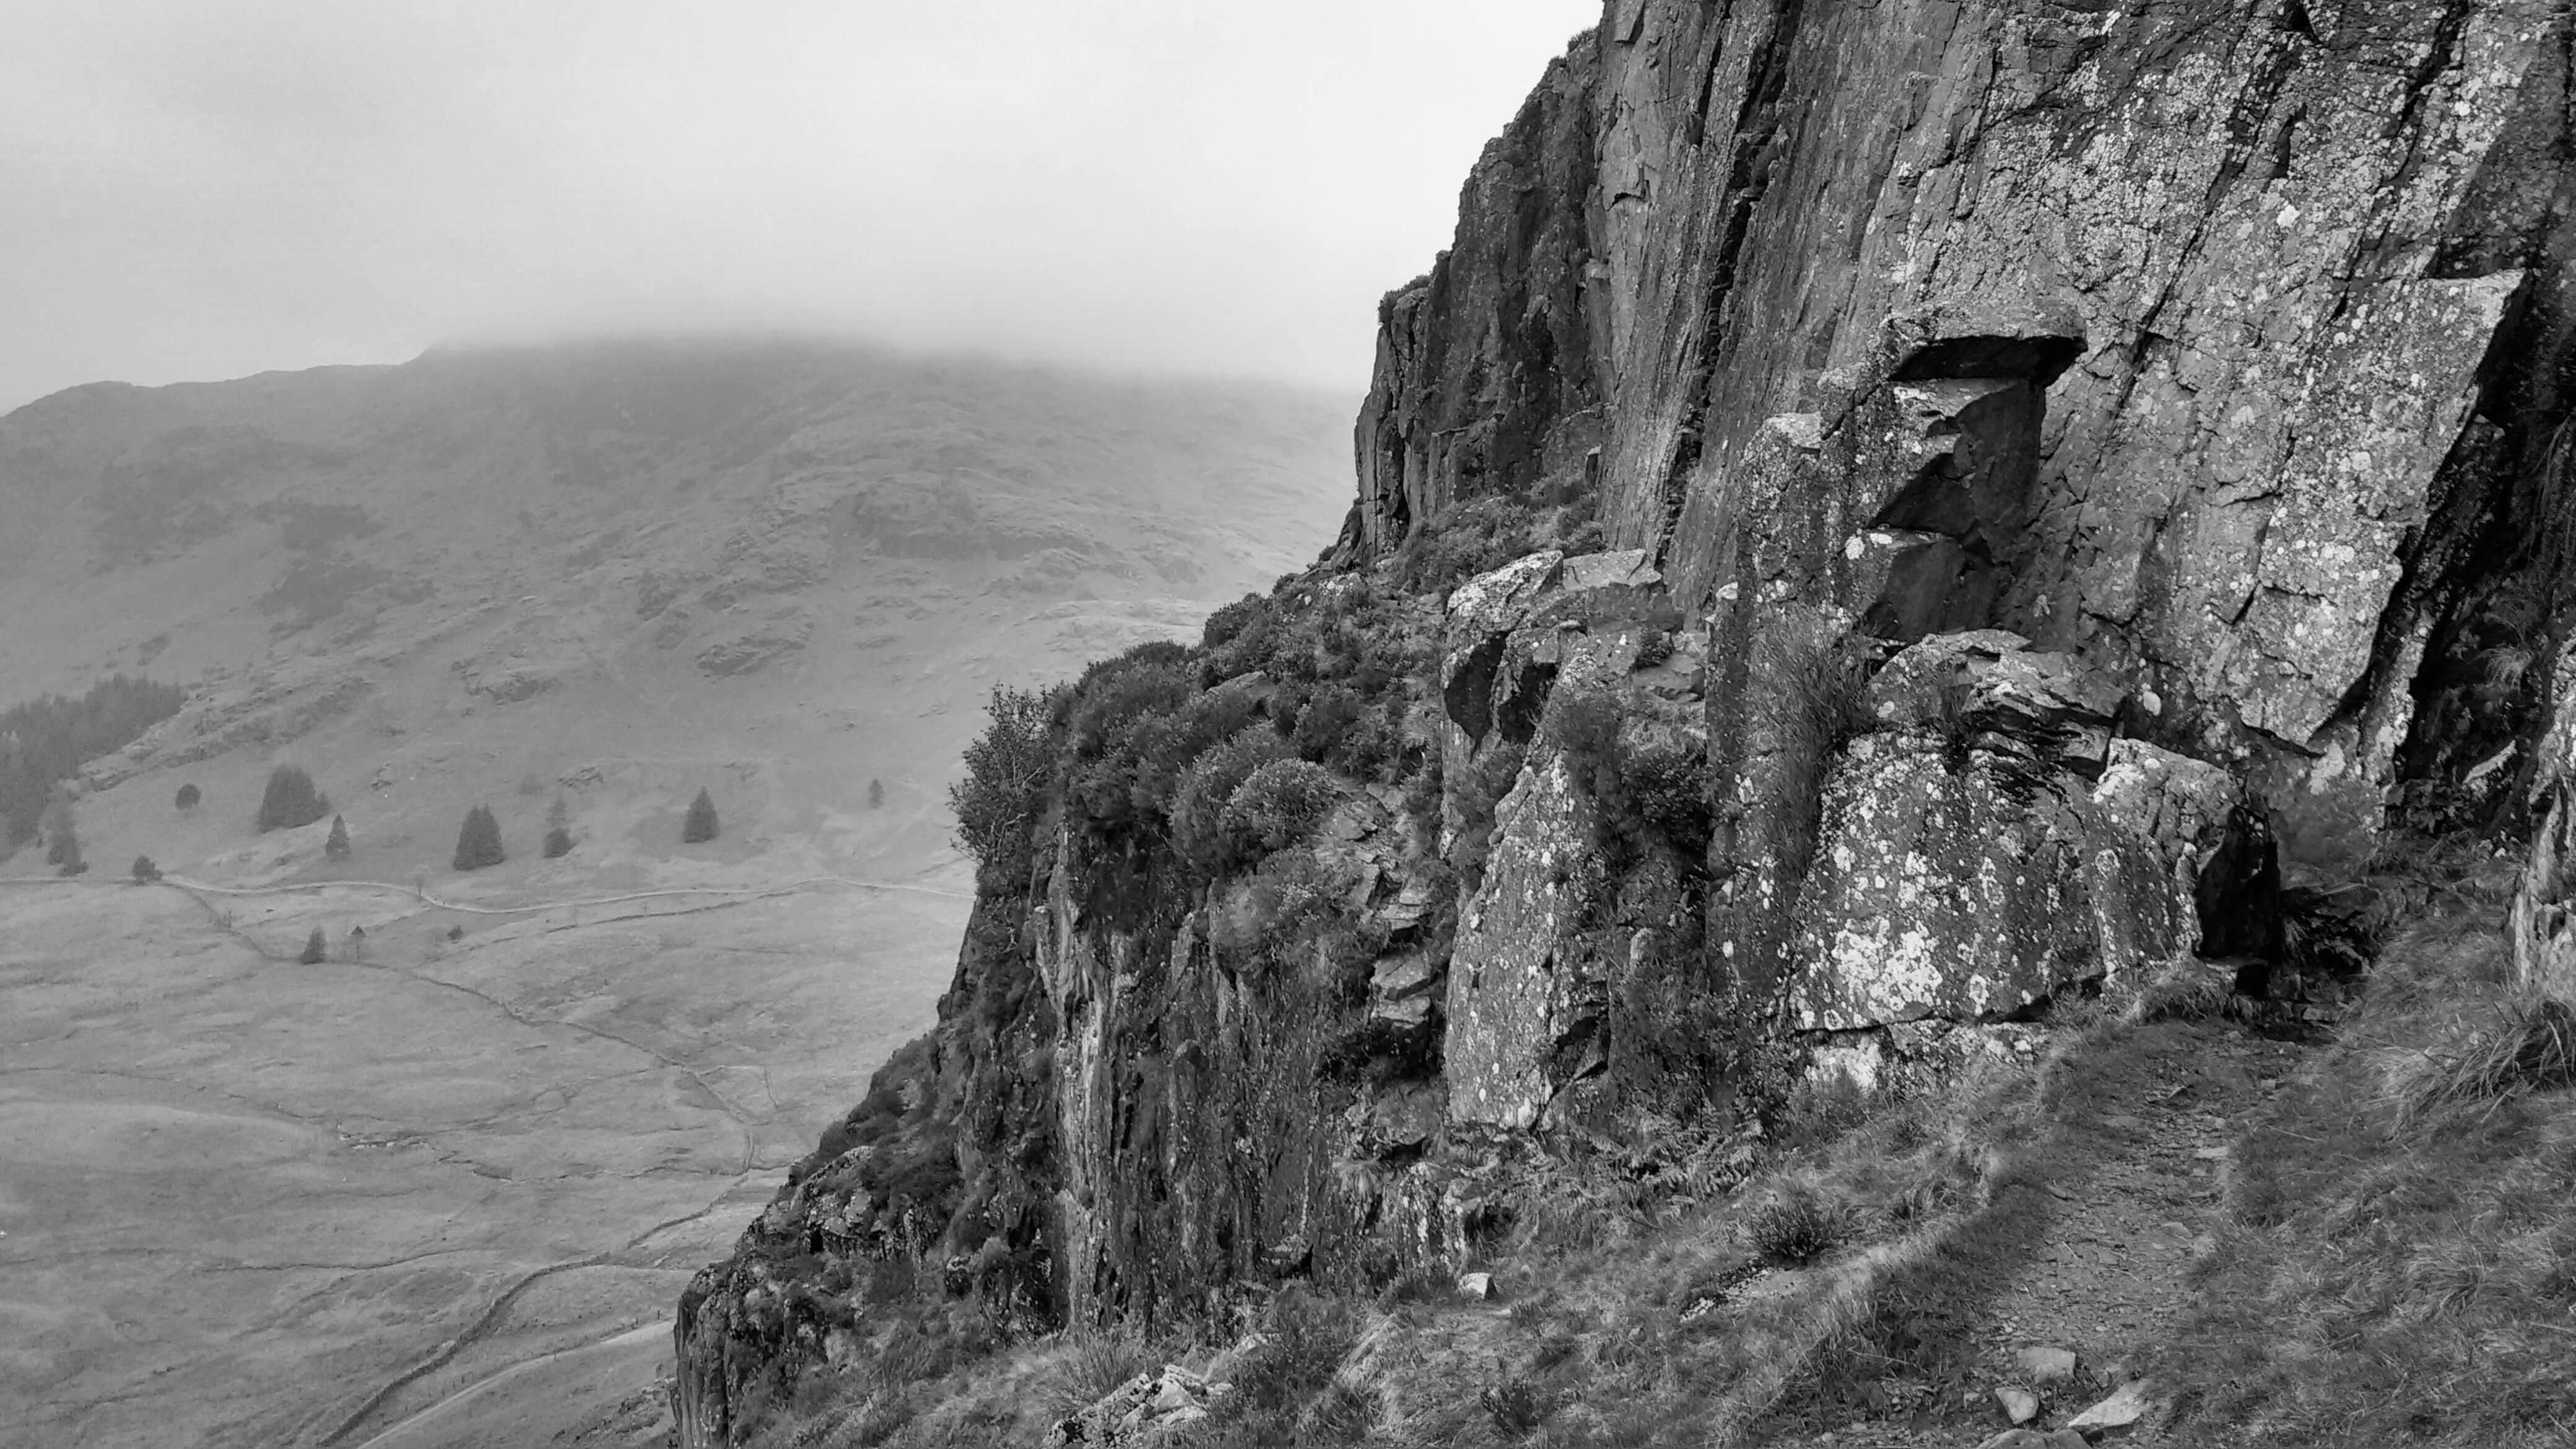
[738,841,2576,1449]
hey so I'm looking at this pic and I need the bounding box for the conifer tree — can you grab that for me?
[299,927,328,964]
[324,814,352,861]
[542,793,573,859]
[41,798,81,874]
[453,804,505,871]
[682,787,718,844]
[868,778,884,809]
[256,765,329,832]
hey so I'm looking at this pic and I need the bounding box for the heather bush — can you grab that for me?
[1172,726,1295,875]
[1216,758,1339,863]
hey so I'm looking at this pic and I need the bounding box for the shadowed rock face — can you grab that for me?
[677,6,2576,1441]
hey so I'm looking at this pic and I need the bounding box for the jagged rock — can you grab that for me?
[1446,752,1603,1128]
[1456,1271,1495,1300]
[1043,1364,1225,1449]
[1993,1383,2041,1425]
[2014,1344,2078,1387]
[460,661,565,703]
[2065,1380,2157,1438]
[676,6,2576,1442]
[1787,728,2201,1032]
[694,615,812,677]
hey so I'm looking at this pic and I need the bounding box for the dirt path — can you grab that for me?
[1771,1020,2308,1448]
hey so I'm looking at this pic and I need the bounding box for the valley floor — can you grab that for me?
[0,871,964,1449]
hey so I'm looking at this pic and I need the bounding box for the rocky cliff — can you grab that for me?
[677,4,2576,1440]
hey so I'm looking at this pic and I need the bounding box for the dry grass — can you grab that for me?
[2151,863,2576,1448]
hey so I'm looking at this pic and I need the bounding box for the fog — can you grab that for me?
[0,0,1594,411]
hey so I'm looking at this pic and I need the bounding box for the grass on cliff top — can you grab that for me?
[2151,855,2576,1448]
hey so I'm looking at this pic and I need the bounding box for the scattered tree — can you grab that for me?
[949,684,1057,869]
[453,804,505,871]
[175,782,201,812]
[868,778,885,809]
[682,787,719,844]
[324,814,352,861]
[347,924,367,962]
[131,854,160,884]
[41,798,82,875]
[256,765,331,832]
[542,793,573,859]
[298,927,328,964]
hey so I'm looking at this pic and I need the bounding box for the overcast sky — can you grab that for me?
[0,1,1595,411]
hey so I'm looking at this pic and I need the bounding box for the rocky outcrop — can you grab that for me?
[678,4,2576,1442]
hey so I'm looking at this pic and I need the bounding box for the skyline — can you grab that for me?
[0,0,1593,412]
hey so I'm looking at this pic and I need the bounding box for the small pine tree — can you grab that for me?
[175,782,201,812]
[41,799,81,874]
[542,793,573,858]
[682,788,718,844]
[299,927,328,964]
[256,765,330,832]
[324,814,352,861]
[453,804,505,871]
[131,855,160,884]
[868,778,884,809]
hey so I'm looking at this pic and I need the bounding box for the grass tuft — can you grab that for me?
[1743,1190,1858,1266]
[2396,995,2576,1123]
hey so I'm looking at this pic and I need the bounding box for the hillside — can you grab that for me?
[674,5,2576,1448]
[0,338,1351,889]
[0,341,1352,1449]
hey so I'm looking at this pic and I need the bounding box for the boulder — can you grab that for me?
[1993,1384,2041,1424]
[2064,1380,2156,1438]
[2013,1344,2078,1387]
[1786,730,2196,1031]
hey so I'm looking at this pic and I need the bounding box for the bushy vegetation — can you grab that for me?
[256,764,331,833]
[0,674,185,848]
[175,781,201,812]
[542,793,573,858]
[130,854,160,883]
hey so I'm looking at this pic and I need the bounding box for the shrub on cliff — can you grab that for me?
[1172,726,1295,875]
[681,787,718,843]
[452,804,504,871]
[1218,759,1341,862]
[255,765,329,833]
[951,684,1058,871]
[1063,652,1196,829]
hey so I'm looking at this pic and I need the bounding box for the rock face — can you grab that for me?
[677,4,2576,1441]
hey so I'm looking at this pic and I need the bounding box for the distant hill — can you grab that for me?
[0,338,1353,889]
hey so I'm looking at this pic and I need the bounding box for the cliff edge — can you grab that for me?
[676,4,2576,1444]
